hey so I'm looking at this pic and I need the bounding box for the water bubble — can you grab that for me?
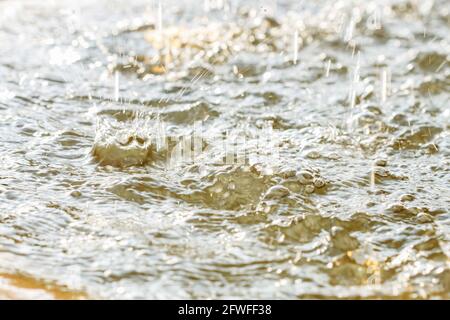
[296,171,314,184]
[306,151,321,159]
[313,178,326,188]
[70,190,82,198]
[416,212,433,223]
[387,203,407,213]
[399,194,415,202]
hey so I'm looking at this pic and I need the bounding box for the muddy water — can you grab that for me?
[0,0,449,299]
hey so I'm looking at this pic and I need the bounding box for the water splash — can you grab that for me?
[293,30,298,64]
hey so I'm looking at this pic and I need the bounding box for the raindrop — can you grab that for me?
[293,30,298,65]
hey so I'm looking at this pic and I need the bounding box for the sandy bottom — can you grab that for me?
[0,273,86,300]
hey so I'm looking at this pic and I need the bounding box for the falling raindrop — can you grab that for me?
[349,51,361,110]
[293,30,298,65]
[325,59,331,77]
